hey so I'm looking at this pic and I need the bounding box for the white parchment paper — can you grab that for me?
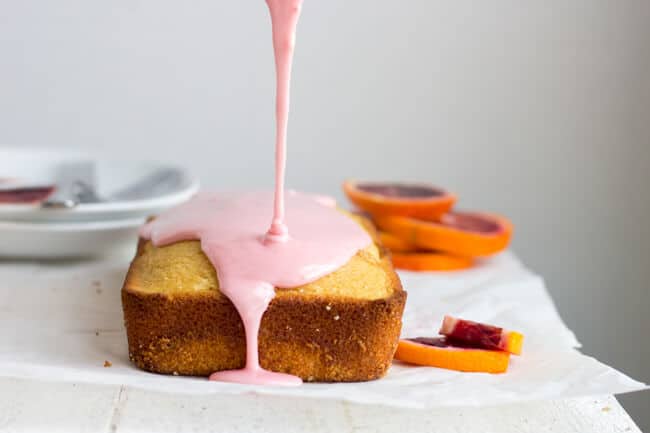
[0,252,645,408]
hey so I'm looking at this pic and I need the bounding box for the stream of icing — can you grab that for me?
[264,0,302,244]
[139,0,372,386]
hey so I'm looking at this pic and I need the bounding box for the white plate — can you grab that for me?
[0,147,199,222]
[0,217,142,258]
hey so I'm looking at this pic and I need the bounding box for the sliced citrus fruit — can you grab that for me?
[439,315,524,355]
[395,337,510,373]
[373,211,513,257]
[0,186,55,204]
[378,231,417,253]
[342,180,456,220]
[391,252,473,271]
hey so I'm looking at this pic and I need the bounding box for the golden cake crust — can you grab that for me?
[121,220,407,382]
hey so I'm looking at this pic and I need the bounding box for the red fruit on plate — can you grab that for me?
[0,186,56,204]
[439,315,524,355]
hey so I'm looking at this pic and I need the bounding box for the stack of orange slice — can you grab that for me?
[343,180,513,271]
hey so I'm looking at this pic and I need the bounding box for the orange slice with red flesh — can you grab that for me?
[378,231,473,271]
[378,231,417,253]
[343,180,456,220]
[439,315,524,355]
[373,211,513,258]
[391,252,473,271]
[395,337,510,373]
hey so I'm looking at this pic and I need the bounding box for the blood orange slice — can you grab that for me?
[439,315,524,355]
[378,231,417,253]
[373,211,513,257]
[391,252,473,271]
[395,337,510,373]
[342,180,456,220]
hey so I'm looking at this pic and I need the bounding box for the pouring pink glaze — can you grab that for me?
[139,0,372,386]
[265,0,302,244]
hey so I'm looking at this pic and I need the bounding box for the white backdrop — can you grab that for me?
[1,0,648,427]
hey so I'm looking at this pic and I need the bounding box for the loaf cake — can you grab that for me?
[121,214,407,382]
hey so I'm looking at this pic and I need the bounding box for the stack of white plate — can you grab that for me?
[0,148,199,258]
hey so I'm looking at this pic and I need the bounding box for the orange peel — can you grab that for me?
[395,338,510,373]
[374,211,513,257]
[343,180,456,220]
[390,252,473,271]
[378,231,417,253]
